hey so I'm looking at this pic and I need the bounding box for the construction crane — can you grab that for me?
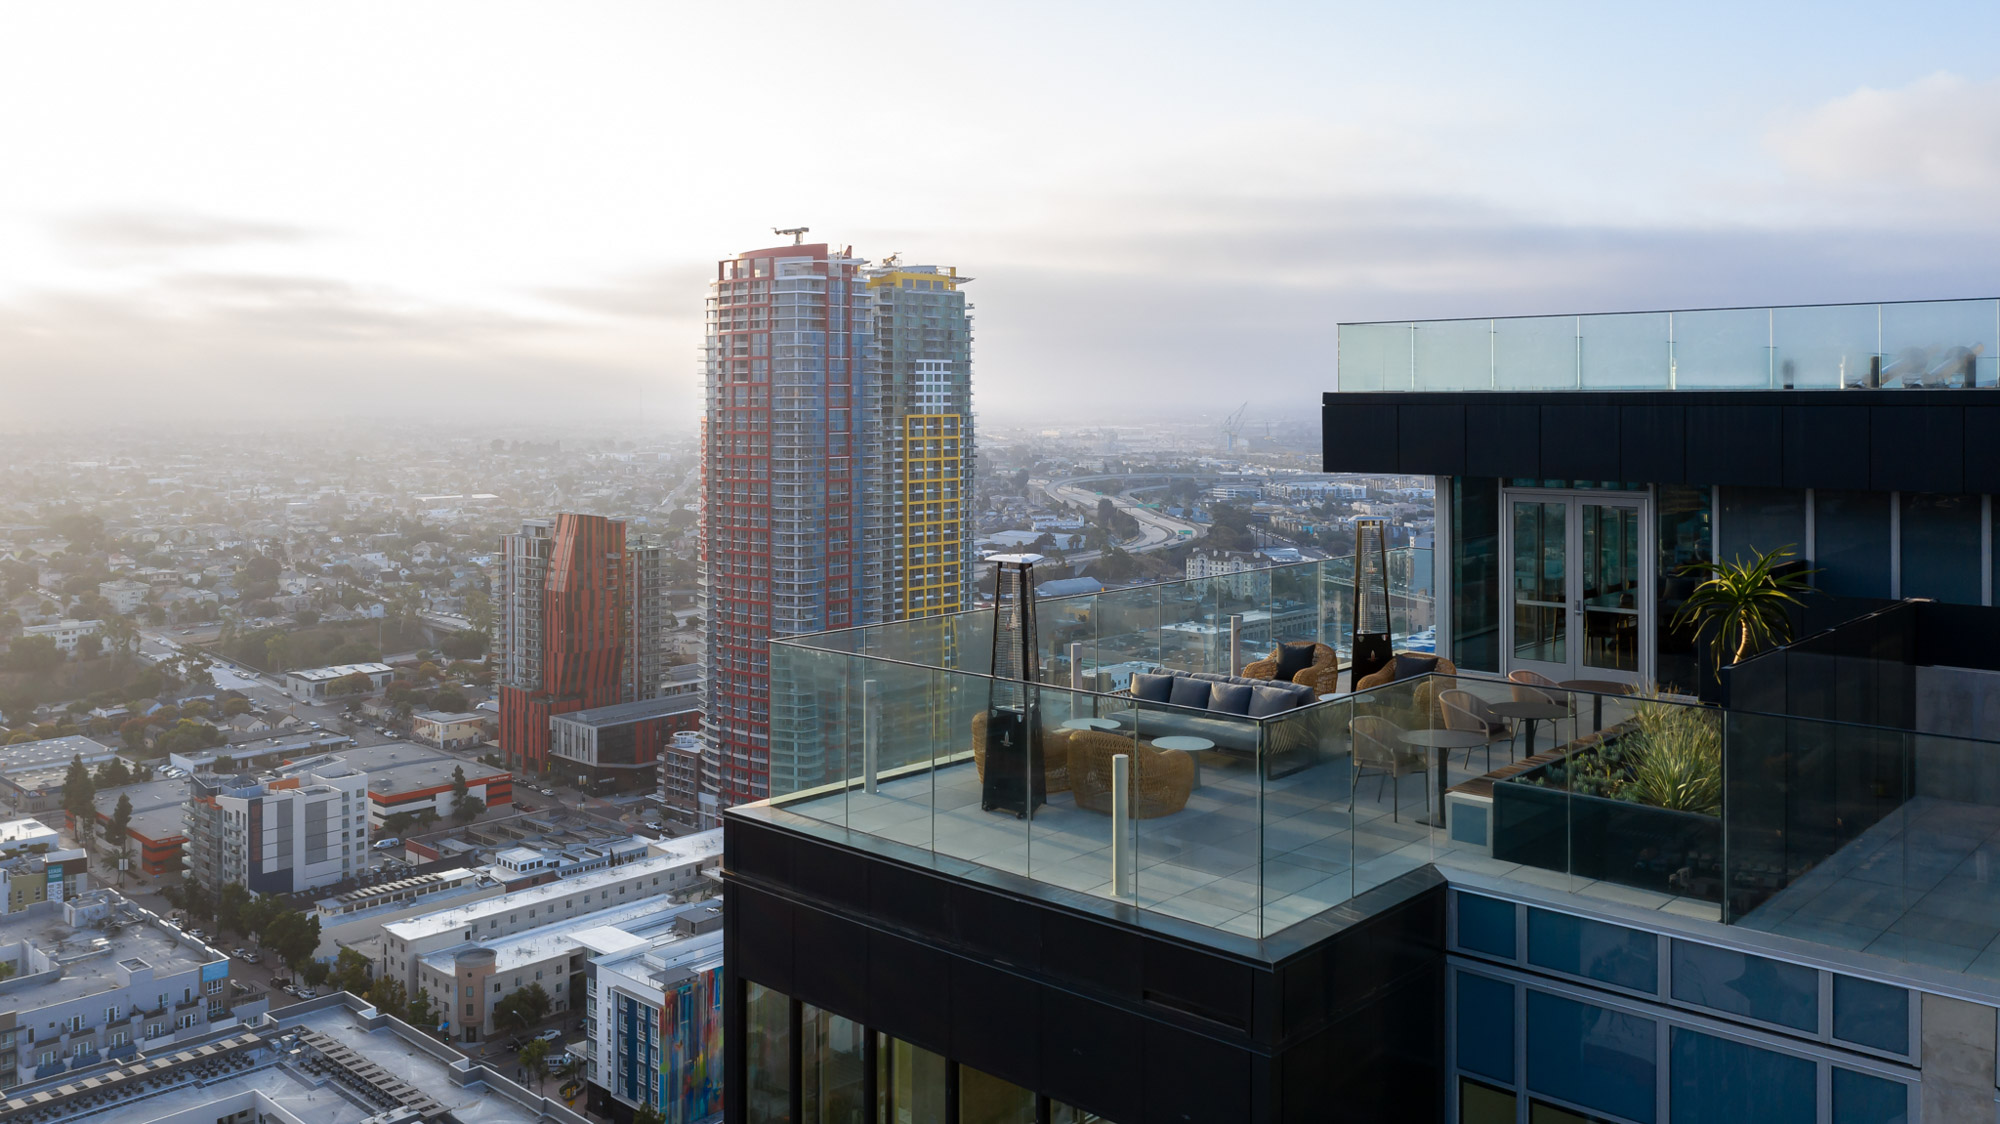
[773,226,809,245]
[1221,401,1249,453]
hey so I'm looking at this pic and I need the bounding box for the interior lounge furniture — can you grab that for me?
[1244,640,1342,697]
[1437,688,1515,772]
[1351,714,1428,822]
[1122,669,1319,777]
[1068,728,1196,819]
[971,710,1072,795]
[1353,651,1460,722]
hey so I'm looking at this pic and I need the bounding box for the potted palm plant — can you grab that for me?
[1671,545,1818,677]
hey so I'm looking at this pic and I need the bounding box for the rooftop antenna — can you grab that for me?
[773,226,809,246]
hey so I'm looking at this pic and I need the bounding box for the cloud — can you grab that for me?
[532,265,711,322]
[1768,73,2000,196]
[52,210,316,262]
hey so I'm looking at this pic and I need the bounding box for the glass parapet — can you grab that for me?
[1339,298,1999,392]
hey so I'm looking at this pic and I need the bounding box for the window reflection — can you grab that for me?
[958,1064,1034,1124]
[745,982,791,1124]
[876,1033,946,1124]
[801,1004,865,1123]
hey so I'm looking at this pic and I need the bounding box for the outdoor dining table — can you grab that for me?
[1559,678,1634,733]
[1398,727,1491,829]
[1487,699,1570,758]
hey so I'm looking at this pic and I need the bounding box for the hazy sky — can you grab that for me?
[4,2,2000,432]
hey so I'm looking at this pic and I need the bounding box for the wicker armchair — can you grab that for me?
[1243,642,1340,695]
[1354,652,1459,723]
[1067,730,1195,819]
[1351,714,1428,822]
[970,710,1072,795]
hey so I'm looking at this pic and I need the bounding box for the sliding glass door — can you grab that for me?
[1504,490,1650,687]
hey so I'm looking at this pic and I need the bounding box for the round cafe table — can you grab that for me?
[1560,679,1634,734]
[1150,735,1213,788]
[1398,728,1491,829]
[1487,699,1570,759]
[1061,717,1120,731]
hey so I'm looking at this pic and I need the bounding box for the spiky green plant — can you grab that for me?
[1622,690,1721,815]
[1671,545,1817,674]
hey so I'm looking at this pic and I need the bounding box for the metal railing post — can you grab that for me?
[1111,754,1133,898]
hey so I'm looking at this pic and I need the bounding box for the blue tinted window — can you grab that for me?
[1456,971,1514,1083]
[1832,975,1909,1055]
[1669,1028,1813,1124]
[1525,990,1656,1124]
[1832,1067,1908,1124]
[1900,493,1982,604]
[1718,487,1805,566]
[1528,909,1657,993]
[1458,893,1517,959]
[1669,941,1817,1031]
[1813,491,1891,599]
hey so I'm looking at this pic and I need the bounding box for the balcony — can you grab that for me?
[765,554,2000,974]
[1338,298,1998,392]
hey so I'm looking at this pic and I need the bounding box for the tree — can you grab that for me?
[518,1038,552,1089]
[331,948,373,996]
[294,609,321,628]
[1672,545,1818,675]
[108,792,133,843]
[119,717,153,750]
[440,629,486,660]
[405,988,435,1030]
[264,634,293,672]
[180,698,212,719]
[451,796,485,825]
[493,982,553,1036]
[634,1105,666,1124]
[450,765,468,803]
[216,882,251,939]
[0,685,38,728]
[73,633,103,659]
[302,959,331,987]
[94,758,132,787]
[264,909,323,972]
[172,878,215,925]
[5,634,63,674]
[62,755,96,831]
[431,687,469,713]
[328,671,375,697]
[221,696,252,717]
[242,893,283,943]
[367,974,408,1020]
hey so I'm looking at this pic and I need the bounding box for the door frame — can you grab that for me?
[1498,486,1655,687]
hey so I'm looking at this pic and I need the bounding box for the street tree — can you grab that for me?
[331,948,373,996]
[493,983,552,1036]
[367,975,408,1020]
[216,882,251,939]
[61,755,96,831]
[518,1039,551,1089]
[405,988,435,1030]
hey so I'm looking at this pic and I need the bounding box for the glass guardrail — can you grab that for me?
[1338,298,1999,392]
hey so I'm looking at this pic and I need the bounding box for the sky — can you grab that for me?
[3,1,2000,433]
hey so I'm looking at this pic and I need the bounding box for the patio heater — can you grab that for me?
[982,554,1046,818]
[1349,519,1393,685]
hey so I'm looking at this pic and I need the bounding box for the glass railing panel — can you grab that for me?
[1043,592,1098,689]
[1345,674,1440,899]
[934,665,1031,876]
[1414,318,1494,390]
[1157,580,1216,674]
[1771,302,1880,389]
[1028,687,1133,901]
[1880,298,1995,388]
[1580,311,1671,389]
[1673,307,1771,389]
[842,657,953,853]
[1216,567,1273,678]
[1260,690,1353,937]
[1094,583,1163,674]
[767,644,861,815]
[1493,315,1578,390]
[1126,695,1263,935]
[1337,321,1410,392]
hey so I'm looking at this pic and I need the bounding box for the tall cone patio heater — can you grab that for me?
[982,554,1046,818]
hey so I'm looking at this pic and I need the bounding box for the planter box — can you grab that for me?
[1494,759,1722,903]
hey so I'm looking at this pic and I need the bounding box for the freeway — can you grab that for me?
[1040,475,1208,555]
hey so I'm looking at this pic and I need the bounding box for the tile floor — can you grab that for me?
[1736,796,2000,978]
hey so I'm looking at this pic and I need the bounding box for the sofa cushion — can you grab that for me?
[1393,653,1440,681]
[1247,684,1305,718]
[1131,672,1174,703]
[1274,641,1319,681]
[1207,682,1252,715]
[1168,676,1212,709]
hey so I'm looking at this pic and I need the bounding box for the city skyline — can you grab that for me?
[6,3,2000,431]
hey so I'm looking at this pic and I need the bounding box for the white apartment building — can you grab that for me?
[184,758,370,896]
[20,619,104,654]
[97,580,152,615]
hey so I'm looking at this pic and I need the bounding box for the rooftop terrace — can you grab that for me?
[764,556,2000,979]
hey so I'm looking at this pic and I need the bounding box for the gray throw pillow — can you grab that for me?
[1168,676,1212,709]
[1247,685,1301,718]
[1207,683,1252,715]
[1274,641,1318,680]
[1131,673,1174,703]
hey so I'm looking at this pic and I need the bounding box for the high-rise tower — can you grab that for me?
[496,514,666,774]
[699,242,874,812]
[864,259,974,620]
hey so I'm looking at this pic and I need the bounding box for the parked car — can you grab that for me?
[545,1052,574,1071]
[241,952,261,964]
[533,1028,563,1044]
[297,988,317,999]
[282,985,299,996]
[373,837,400,850]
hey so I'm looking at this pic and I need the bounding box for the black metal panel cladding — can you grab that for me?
[724,813,1448,1124]
[1325,389,1994,494]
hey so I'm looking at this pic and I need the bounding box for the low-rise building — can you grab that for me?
[547,695,701,796]
[90,779,188,877]
[0,818,60,857]
[96,580,151,615]
[411,709,489,751]
[583,903,724,1124]
[0,736,120,813]
[309,866,506,962]
[0,891,245,1088]
[380,832,721,1000]
[166,734,351,776]
[19,619,104,654]
[184,757,370,896]
[333,741,512,828]
[277,662,394,702]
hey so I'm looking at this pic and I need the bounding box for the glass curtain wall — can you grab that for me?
[877,1034,946,1123]
[958,1065,1035,1124]
[1813,491,1891,599]
[801,1004,866,1123]
[1899,493,1982,603]
[746,982,792,1123]
[1452,476,1501,672]
[1718,487,1805,565]
[1656,485,1711,695]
